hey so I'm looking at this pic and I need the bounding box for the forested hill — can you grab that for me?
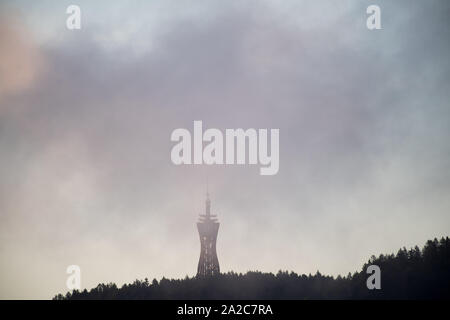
[55,237,450,300]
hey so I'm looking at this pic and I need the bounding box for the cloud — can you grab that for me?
[0,10,44,106]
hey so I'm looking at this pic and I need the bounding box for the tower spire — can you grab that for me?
[206,188,211,217]
[206,176,210,217]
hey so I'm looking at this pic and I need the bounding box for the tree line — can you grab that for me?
[54,236,450,299]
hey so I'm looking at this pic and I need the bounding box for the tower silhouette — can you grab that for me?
[196,192,220,277]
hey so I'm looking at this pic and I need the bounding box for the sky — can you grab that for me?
[0,0,449,299]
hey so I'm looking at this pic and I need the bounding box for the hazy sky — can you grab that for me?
[0,0,449,299]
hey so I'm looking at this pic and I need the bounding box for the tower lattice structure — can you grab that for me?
[196,192,220,277]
